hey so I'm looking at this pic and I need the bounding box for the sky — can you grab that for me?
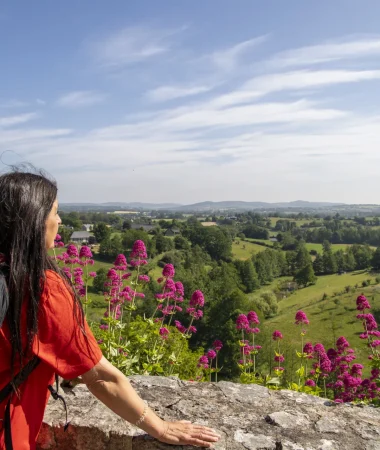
[1,1,380,204]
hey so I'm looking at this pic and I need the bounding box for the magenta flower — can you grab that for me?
[157,277,164,283]
[357,313,378,331]
[371,340,380,348]
[188,325,197,334]
[274,367,284,372]
[356,295,371,311]
[114,254,127,270]
[274,355,285,362]
[197,355,209,368]
[89,272,97,278]
[159,327,170,340]
[175,281,184,296]
[295,310,309,325]
[213,340,223,351]
[138,275,150,283]
[303,342,314,355]
[162,264,175,278]
[236,314,249,330]
[247,311,260,324]
[174,320,186,334]
[57,241,65,247]
[336,336,350,351]
[79,246,93,259]
[305,379,316,387]
[207,349,217,360]
[55,234,62,241]
[272,330,283,341]
[190,290,205,308]
[314,343,326,355]
[67,244,79,258]
[130,240,148,259]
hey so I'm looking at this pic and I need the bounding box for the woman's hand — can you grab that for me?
[157,420,220,448]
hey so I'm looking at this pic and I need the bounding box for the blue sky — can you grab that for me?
[1,1,380,204]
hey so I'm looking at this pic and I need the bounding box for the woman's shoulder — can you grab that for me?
[45,269,66,285]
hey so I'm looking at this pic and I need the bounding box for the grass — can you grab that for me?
[304,243,351,253]
[259,271,380,367]
[232,240,269,260]
[268,217,323,228]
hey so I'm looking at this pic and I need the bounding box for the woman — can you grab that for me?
[0,169,220,449]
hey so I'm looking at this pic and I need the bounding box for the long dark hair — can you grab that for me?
[0,167,83,372]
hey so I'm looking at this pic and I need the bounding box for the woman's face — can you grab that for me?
[45,199,62,249]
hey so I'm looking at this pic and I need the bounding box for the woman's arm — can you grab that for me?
[81,356,220,447]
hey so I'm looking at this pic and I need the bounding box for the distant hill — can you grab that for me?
[170,200,344,212]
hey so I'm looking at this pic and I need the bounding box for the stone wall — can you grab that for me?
[37,376,380,450]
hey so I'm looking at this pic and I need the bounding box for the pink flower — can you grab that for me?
[57,241,65,247]
[305,379,316,387]
[162,264,175,278]
[236,314,249,330]
[190,290,205,308]
[207,349,217,360]
[303,342,314,355]
[130,240,148,259]
[213,340,223,351]
[197,355,209,368]
[274,367,284,372]
[175,281,184,296]
[159,327,170,340]
[67,244,79,258]
[274,355,285,362]
[89,272,97,278]
[165,279,176,292]
[295,310,309,325]
[79,246,93,259]
[357,313,378,331]
[138,275,150,283]
[114,254,127,270]
[272,330,283,341]
[188,325,197,334]
[336,336,350,351]
[356,294,371,311]
[247,311,260,324]
[174,320,186,334]
[157,277,164,283]
[314,343,326,355]
[55,234,62,241]
[371,340,380,348]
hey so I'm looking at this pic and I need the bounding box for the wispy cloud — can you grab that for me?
[146,84,214,102]
[211,35,268,71]
[36,98,46,106]
[89,25,180,68]
[0,112,37,128]
[212,69,380,107]
[56,91,106,108]
[269,36,380,68]
[0,99,29,108]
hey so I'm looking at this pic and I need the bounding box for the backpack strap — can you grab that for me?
[47,375,70,431]
[0,358,70,450]
[0,356,41,450]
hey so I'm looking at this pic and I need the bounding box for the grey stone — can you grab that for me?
[36,376,380,450]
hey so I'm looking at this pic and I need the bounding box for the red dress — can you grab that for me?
[0,271,102,449]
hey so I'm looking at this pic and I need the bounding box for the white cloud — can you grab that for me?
[146,85,214,102]
[89,25,176,68]
[270,36,380,68]
[211,35,268,71]
[36,98,46,106]
[0,112,37,128]
[213,69,380,107]
[56,91,106,108]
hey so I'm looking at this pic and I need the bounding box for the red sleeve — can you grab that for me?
[32,271,102,379]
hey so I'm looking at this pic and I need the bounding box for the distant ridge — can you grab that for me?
[60,200,345,212]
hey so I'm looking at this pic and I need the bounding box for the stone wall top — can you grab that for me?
[37,376,380,450]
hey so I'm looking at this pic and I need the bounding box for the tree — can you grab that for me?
[294,263,317,288]
[154,234,175,254]
[236,260,260,293]
[174,235,190,250]
[93,267,108,293]
[294,242,311,272]
[322,241,337,274]
[372,247,380,271]
[313,253,324,275]
[93,222,111,243]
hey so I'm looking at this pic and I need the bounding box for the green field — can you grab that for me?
[268,217,323,228]
[232,240,269,260]
[305,243,350,253]
[260,271,380,367]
